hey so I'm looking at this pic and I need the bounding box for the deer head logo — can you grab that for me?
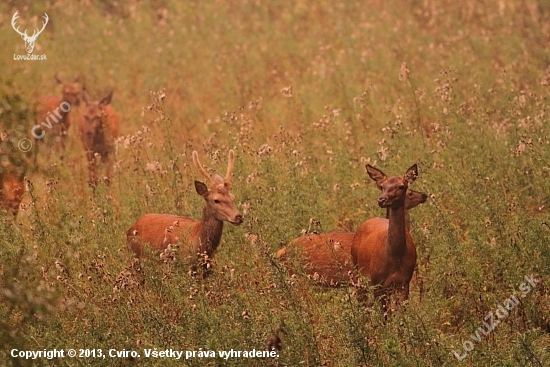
[11,11,49,54]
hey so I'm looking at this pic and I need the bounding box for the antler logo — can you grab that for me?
[11,11,49,54]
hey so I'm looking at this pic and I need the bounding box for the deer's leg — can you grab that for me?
[86,150,98,186]
[396,283,410,304]
[58,123,69,159]
[103,151,113,186]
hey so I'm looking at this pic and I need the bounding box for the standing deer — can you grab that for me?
[11,11,48,54]
[126,150,244,266]
[79,90,119,185]
[276,189,426,286]
[34,75,81,155]
[351,164,419,310]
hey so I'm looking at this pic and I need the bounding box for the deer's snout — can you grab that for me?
[232,214,244,225]
[377,196,388,208]
[419,193,428,203]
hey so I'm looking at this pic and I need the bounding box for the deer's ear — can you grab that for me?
[99,91,113,108]
[404,164,418,183]
[366,164,387,184]
[82,89,90,104]
[194,181,209,198]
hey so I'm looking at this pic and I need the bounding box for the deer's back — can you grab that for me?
[278,232,355,285]
[103,105,120,139]
[352,217,416,287]
[35,96,70,128]
[126,214,199,257]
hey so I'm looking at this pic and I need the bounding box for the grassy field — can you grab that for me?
[1,0,549,366]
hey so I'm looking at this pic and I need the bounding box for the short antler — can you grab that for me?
[192,151,214,185]
[225,149,235,184]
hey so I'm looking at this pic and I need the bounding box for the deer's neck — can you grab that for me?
[58,107,69,118]
[197,206,224,256]
[386,208,411,231]
[58,99,71,118]
[386,204,407,256]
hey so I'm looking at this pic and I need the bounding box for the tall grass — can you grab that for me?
[1,0,549,365]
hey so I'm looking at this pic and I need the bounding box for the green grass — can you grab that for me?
[1,0,549,366]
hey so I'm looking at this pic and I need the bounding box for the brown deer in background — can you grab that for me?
[276,189,426,286]
[127,150,243,266]
[1,136,28,218]
[351,164,419,310]
[34,75,81,155]
[79,90,119,185]
[0,171,24,218]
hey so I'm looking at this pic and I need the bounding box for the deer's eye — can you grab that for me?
[214,199,220,204]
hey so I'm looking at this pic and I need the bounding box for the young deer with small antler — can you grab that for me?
[351,164,419,309]
[79,90,119,185]
[127,150,243,265]
[34,75,81,155]
[276,189,426,286]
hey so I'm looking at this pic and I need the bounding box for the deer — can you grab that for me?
[126,150,244,267]
[276,189,426,286]
[78,89,119,185]
[11,11,49,54]
[34,75,81,155]
[0,172,25,218]
[1,137,27,218]
[350,164,419,311]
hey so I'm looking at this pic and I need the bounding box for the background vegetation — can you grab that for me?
[1,0,549,365]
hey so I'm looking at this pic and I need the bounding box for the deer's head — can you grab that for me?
[55,75,81,107]
[193,150,244,226]
[81,90,113,141]
[366,164,418,209]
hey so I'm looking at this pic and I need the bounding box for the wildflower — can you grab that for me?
[399,62,410,81]
[257,144,273,156]
[280,85,293,98]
